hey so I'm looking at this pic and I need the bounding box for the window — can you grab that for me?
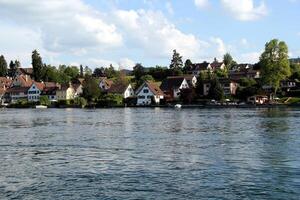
[147,96,152,99]
[138,95,146,99]
[143,89,149,93]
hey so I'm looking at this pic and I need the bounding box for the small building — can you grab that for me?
[99,77,113,92]
[189,62,211,76]
[136,81,164,106]
[202,78,238,96]
[160,77,189,100]
[108,83,135,99]
[210,61,226,71]
[56,85,75,100]
[5,87,29,103]
[248,95,268,105]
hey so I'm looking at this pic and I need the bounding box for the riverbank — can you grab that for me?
[2,103,300,109]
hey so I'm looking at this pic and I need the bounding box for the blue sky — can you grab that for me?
[0,0,299,69]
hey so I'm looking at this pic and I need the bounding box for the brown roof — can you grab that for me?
[160,77,185,91]
[6,87,30,93]
[18,68,33,75]
[192,62,210,71]
[0,77,12,87]
[100,78,113,89]
[108,84,129,94]
[210,62,224,70]
[136,81,164,96]
[33,82,45,91]
[14,75,33,87]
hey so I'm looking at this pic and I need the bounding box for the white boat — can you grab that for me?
[174,104,182,109]
[36,105,48,109]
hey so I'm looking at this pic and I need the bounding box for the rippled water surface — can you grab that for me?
[0,108,300,199]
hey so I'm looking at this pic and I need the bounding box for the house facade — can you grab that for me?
[27,82,44,102]
[107,83,135,99]
[160,77,190,100]
[99,78,113,92]
[56,85,75,100]
[136,81,164,105]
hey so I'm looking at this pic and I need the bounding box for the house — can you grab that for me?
[16,68,33,77]
[12,75,33,87]
[41,82,60,101]
[27,82,45,102]
[202,78,238,96]
[229,64,260,80]
[189,62,211,76]
[219,78,238,96]
[210,61,226,71]
[248,95,268,105]
[107,83,135,99]
[160,77,189,100]
[5,87,29,103]
[99,77,113,91]
[56,84,75,100]
[280,79,297,92]
[136,81,164,105]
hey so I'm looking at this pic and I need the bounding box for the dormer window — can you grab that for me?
[143,89,149,93]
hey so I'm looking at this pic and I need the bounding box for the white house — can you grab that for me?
[160,77,189,100]
[136,81,164,105]
[108,83,135,99]
[27,82,44,102]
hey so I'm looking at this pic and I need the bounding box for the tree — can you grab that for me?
[170,50,183,69]
[104,64,117,78]
[208,78,224,101]
[0,55,8,76]
[84,66,92,76]
[260,39,291,94]
[39,96,50,106]
[82,75,101,101]
[183,59,193,73]
[80,65,84,77]
[32,50,44,81]
[93,67,105,77]
[196,72,205,97]
[133,63,145,82]
[223,53,236,71]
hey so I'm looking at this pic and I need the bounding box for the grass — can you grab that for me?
[279,97,300,104]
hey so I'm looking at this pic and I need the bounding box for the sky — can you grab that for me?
[0,0,299,69]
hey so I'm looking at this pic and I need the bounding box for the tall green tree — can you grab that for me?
[223,53,233,68]
[0,55,8,76]
[260,39,291,94]
[80,65,84,77]
[133,63,145,82]
[170,50,183,69]
[208,78,224,101]
[32,50,44,81]
[183,59,193,73]
[82,75,101,101]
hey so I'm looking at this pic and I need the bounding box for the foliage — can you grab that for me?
[183,59,193,73]
[82,75,101,101]
[215,69,228,78]
[208,78,224,101]
[196,72,205,96]
[93,67,105,77]
[74,97,87,108]
[32,50,44,81]
[133,63,145,82]
[84,66,92,76]
[39,96,50,106]
[170,49,183,69]
[239,78,257,87]
[290,63,300,80]
[104,64,118,78]
[80,65,84,77]
[260,39,291,94]
[147,66,170,81]
[0,55,8,76]
[223,53,234,69]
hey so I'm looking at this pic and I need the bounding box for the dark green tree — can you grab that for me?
[170,49,183,69]
[80,65,84,77]
[32,50,44,81]
[208,78,224,101]
[183,59,193,73]
[133,63,145,82]
[82,75,101,101]
[260,39,291,94]
[84,66,92,76]
[0,55,8,76]
[223,53,233,69]
[196,72,205,97]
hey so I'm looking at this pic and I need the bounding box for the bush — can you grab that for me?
[74,97,87,108]
[39,96,50,106]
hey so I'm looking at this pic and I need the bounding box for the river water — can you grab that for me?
[0,108,299,199]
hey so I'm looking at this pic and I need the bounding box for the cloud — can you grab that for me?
[113,9,206,60]
[194,0,209,9]
[165,1,174,15]
[210,37,227,57]
[221,0,268,21]
[0,0,123,53]
[239,51,261,63]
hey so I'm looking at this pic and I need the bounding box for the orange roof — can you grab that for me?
[136,81,164,96]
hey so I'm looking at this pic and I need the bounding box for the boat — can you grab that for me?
[174,104,182,109]
[36,105,47,109]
